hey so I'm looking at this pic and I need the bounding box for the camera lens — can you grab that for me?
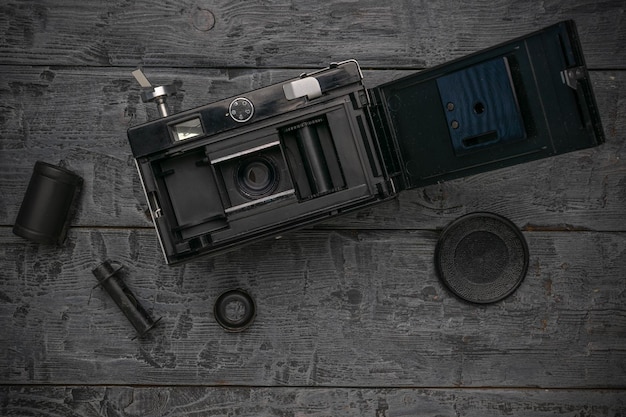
[236,156,279,198]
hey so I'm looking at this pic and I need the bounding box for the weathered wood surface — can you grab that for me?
[1,0,626,414]
[0,0,624,69]
[1,228,625,388]
[1,386,625,416]
[0,68,624,231]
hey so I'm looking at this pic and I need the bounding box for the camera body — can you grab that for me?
[129,61,395,263]
[128,21,604,265]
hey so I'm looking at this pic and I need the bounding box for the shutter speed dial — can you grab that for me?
[229,97,254,122]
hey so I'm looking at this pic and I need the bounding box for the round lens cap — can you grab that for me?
[214,289,256,332]
[435,212,529,304]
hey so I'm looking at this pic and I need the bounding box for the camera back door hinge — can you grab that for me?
[561,66,586,90]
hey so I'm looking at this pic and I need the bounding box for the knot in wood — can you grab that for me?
[191,8,215,31]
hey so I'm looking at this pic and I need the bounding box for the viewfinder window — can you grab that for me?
[172,117,203,141]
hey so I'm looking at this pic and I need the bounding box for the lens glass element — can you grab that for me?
[236,156,279,198]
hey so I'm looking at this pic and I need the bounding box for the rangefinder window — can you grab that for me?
[171,117,203,141]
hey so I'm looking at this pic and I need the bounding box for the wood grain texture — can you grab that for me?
[1,386,625,416]
[1,0,625,413]
[0,68,624,231]
[0,0,624,68]
[1,228,625,388]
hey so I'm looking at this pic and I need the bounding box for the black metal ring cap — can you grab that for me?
[214,289,256,332]
[435,212,529,304]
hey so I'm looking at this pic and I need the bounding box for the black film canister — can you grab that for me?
[13,161,83,245]
[92,260,161,338]
[295,123,333,194]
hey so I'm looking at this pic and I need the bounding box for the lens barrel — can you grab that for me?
[236,156,280,198]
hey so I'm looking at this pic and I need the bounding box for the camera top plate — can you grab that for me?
[128,61,364,159]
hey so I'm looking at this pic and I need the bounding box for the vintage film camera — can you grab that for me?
[127,21,604,265]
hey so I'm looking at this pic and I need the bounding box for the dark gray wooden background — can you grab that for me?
[1,0,625,415]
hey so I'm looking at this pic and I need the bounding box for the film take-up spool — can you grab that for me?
[92,260,161,339]
[282,118,334,195]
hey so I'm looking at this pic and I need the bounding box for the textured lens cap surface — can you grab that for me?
[435,212,529,304]
[214,289,256,332]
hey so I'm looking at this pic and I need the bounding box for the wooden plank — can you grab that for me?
[0,67,624,231]
[1,386,625,416]
[1,228,625,387]
[0,0,624,69]
[2,0,624,410]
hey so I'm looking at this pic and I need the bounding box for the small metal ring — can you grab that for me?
[214,289,256,332]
